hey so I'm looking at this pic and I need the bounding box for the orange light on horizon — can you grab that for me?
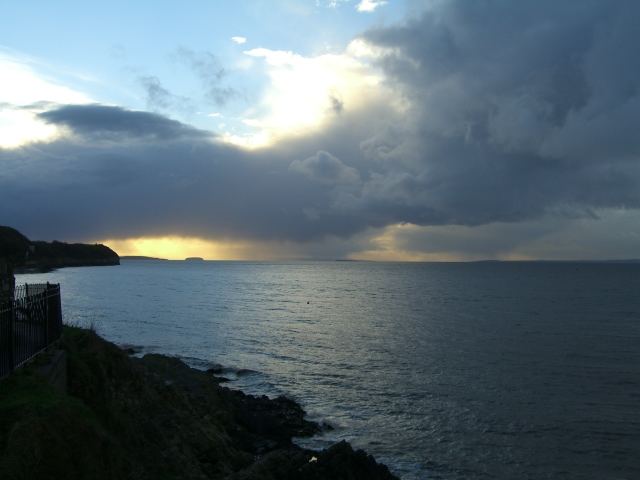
[99,236,307,261]
[100,236,232,260]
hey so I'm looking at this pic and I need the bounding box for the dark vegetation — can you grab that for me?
[26,241,119,270]
[0,226,119,271]
[0,327,397,480]
[0,227,30,262]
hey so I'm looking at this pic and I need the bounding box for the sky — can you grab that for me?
[1,0,640,260]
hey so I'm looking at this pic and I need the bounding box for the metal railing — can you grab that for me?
[0,283,62,379]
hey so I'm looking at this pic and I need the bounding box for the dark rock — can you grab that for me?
[225,391,320,446]
[206,364,225,375]
[229,442,397,480]
[119,344,144,354]
[299,441,397,479]
[319,421,334,432]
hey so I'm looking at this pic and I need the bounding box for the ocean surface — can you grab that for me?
[18,260,640,479]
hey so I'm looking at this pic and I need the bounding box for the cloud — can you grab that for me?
[137,75,172,110]
[356,209,640,261]
[0,49,91,147]
[173,47,237,106]
[238,46,392,146]
[3,1,640,260]
[356,0,387,13]
[136,75,195,115]
[356,0,640,226]
[0,49,91,106]
[0,104,59,149]
[316,0,349,8]
[290,150,360,185]
[231,36,247,45]
[1,104,370,243]
[38,104,210,141]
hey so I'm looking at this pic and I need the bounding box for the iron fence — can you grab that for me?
[0,283,62,379]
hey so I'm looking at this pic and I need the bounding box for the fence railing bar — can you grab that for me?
[0,283,62,379]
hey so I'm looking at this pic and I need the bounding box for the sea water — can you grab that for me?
[18,261,640,479]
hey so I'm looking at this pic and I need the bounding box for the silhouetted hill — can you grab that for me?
[0,226,31,261]
[27,240,119,270]
[0,226,119,271]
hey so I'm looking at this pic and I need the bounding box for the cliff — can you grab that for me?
[0,327,398,480]
[25,240,119,270]
[0,226,119,271]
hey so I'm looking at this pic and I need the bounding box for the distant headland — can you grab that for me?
[0,226,119,272]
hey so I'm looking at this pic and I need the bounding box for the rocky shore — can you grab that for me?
[0,327,398,479]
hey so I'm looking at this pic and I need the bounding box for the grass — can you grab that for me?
[0,351,120,480]
[0,327,142,480]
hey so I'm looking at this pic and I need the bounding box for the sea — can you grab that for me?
[17,260,640,479]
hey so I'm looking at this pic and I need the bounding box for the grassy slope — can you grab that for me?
[0,327,397,480]
[0,327,249,480]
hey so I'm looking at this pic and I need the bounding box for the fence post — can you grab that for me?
[44,283,50,346]
[8,300,15,373]
[57,285,62,339]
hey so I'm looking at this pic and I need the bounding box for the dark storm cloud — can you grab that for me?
[38,104,208,140]
[358,0,640,226]
[2,104,366,242]
[3,0,640,251]
[290,151,359,185]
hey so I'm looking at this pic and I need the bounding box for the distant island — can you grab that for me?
[0,226,119,272]
[185,257,205,261]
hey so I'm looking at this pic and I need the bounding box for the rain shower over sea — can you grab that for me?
[19,260,640,479]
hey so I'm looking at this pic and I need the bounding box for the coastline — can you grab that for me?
[0,326,398,480]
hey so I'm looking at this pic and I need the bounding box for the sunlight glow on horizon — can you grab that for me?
[102,236,235,260]
[101,236,319,261]
[100,229,456,262]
